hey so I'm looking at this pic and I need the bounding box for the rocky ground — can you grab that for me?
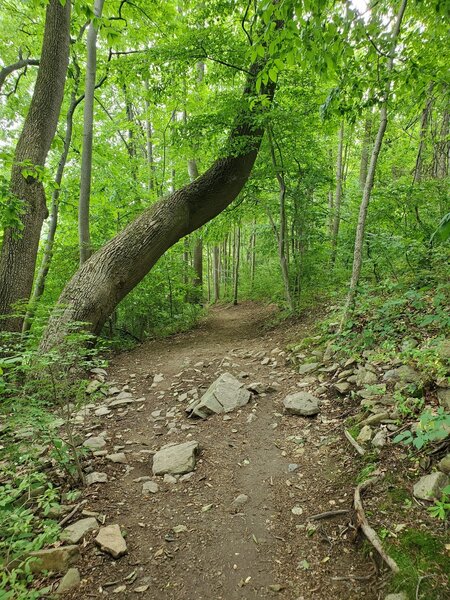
[25,303,449,599]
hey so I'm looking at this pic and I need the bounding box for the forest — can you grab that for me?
[0,0,449,599]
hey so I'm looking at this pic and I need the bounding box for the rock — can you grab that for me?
[152,441,199,475]
[357,425,373,443]
[56,568,81,594]
[384,593,408,600]
[247,382,269,394]
[83,436,106,451]
[29,545,80,573]
[383,365,421,384]
[60,517,98,544]
[360,412,390,427]
[437,339,450,362]
[413,472,449,501]
[86,380,102,394]
[356,367,378,386]
[95,524,127,558]
[291,505,303,515]
[283,392,320,417]
[401,338,418,352]
[163,474,178,484]
[261,357,270,365]
[187,373,251,418]
[298,362,320,375]
[153,373,164,383]
[232,493,249,507]
[372,429,387,448]
[95,406,111,416]
[437,388,450,411]
[109,397,135,408]
[179,472,195,483]
[85,472,108,485]
[288,463,299,472]
[438,454,450,475]
[142,481,159,494]
[106,453,127,464]
[334,382,350,394]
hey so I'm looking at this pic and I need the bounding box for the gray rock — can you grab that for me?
[437,388,450,411]
[357,425,373,443]
[85,472,108,485]
[95,524,127,558]
[384,594,408,600]
[86,380,102,394]
[109,397,135,408]
[372,429,387,448]
[298,362,320,375]
[283,392,320,417]
[83,436,106,451]
[29,545,80,573]
[334,382,350,394]
[106,453,127,464]
[60,517,98,544]
[356,367,378,386]
[187,373,251,418]
[56,568,81,594]
[413,472,449,501]
[247,382,272,394]
[288,463,299,472]
[437,339,450,362]
[383,365,421,384]
[152,440,199,475]
[360,412,390,427]
[163,474,178,484]
[142,481,159,494]
[232,493,249,507]
[438,454,450,475]
[95,406,111,416]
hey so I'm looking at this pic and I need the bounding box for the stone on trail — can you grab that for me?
[384,594,408,600]
[86,472,108,485]
[106,452,127,464]
[298,362,320,375]
[83,436,106,451]
[95,406,111,416]
[56,568,81,594]
[29,545,80,573]
[372,429,387,448]
[142,480,159,494]
[334,382,350,394]
[152,440,199,475]
[283,392,320,417]
[60,517,98,544]
[186,373,251,418]
[95,524,127,558]
[413,472,449,501]
[232,493,249,508]
[438,454,450,474]
[383,365,421,384]
[357,425,373,444]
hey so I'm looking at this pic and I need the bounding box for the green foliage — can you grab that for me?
[394,408,450,450]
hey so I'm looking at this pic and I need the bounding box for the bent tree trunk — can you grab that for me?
[0,0,71,332]
[41,65,274,349]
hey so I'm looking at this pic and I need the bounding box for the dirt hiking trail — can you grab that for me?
[69,302,382,600]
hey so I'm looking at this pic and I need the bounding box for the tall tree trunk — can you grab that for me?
[341,0,408,328]
[359,115,372,189]
[23,64,82,334]
[250,220,256,289]
[330,121,345,264]
[78,0,105,265]
[0,0,71,332]
[233,226,241,306]
[187,158,203,300]
[145,79,156,192]
[213,246,220,303]
[268,129,293,311]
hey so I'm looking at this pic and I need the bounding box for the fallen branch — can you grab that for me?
[58,500,86,527]
[309,509,349,521]
[344,428,365,456]
[354,477,400,574]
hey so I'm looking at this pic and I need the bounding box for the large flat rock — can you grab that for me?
[152,441,199,475]
[413,472,449,501]
[60,517,98,544]
[95,525,127,558]
[29,545,80,573]
[283,392,320,416]
[187,373,251,419]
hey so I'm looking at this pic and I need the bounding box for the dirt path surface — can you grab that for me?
[69,303,382,600]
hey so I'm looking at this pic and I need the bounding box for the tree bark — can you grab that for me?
[23,63,82,334]
[40,63,275,348]
[359,115,372,189]
[213,245,220,303]
[341,0,408,327]
[233,226,241,306]
[78,0,105,265]
[0,0,71,332]
[330,121,345,264]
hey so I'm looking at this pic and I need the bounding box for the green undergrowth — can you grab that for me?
[386,529,450,600]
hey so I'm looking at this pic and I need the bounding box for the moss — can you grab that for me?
[386,529,450,600]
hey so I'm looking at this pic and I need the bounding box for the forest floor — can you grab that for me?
[66,302,391,600]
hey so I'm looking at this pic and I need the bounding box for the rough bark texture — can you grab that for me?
[41,65,274,349]
[0,0,71,331]
[232,226,241,306]
[359,116,372,190]
[79,0,105,265]
[330,122,345,265]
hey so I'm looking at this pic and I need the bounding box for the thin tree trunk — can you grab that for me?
[268,129,293,310]
[207,246,211,303]
[213,246,220,303]
[187,157,203,300]
[78,0,105,265]
[341,0,408,328]
[233,226,241,306]
[331,121,345,264]
[0,0,71,332]
[250,220,256,289]
[359,116,372,189]
[22,63,82,334]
